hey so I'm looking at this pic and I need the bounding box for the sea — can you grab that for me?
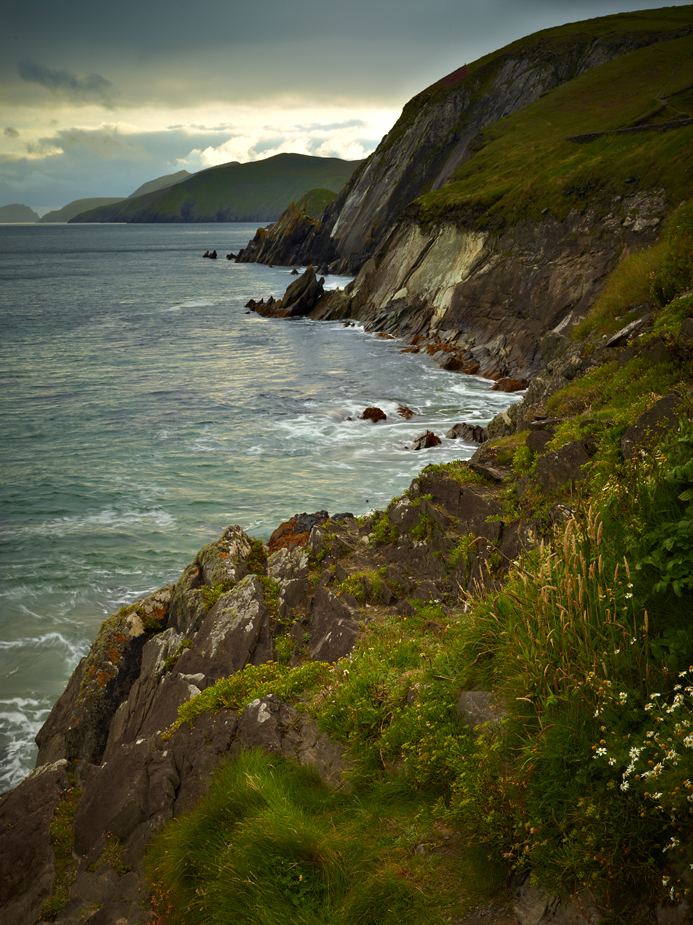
[0,222,521,792]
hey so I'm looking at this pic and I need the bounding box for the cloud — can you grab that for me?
[18,59,118,108]
[4,127,20,138]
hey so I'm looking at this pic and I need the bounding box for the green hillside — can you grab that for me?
[0,203,39,222]
[127,169,191,198]
[38,197,125,223]
[416,32,693,230]
[70,154,361,223]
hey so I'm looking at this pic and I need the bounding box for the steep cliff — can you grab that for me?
[236,5,692,273]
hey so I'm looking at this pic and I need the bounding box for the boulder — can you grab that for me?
[361,406,387,423]
[526,429,555,455]
[397,405,415,419]
[412,430,441,450]
[445,422,488,443]
[533,441,591,491]
[269,511,329,555]
[455,691,505,732]
[309,586,359,663]
[492,377,527,392]
[279,265,325,317]
[605,308,655,347]
[621,393,684,460]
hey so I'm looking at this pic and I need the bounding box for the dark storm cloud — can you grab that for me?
[4,127,20,138]
[3,0,690,108]
[18,59,118,108]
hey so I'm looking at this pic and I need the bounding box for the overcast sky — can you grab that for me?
[1,0,690,213]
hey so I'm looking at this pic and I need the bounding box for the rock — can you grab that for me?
[487,403,519,439]
[280,265,325,317]
[412,430,441,450]
[309,586,359,663]
[202,249,217,259]
[539,330,570,368]
[639,336,675,366]
[267,545,310,582]
[35,583,174,767]
[269,511,329,554]
[605,308,655,347]
[0,760,71,925]
[232,695,349,788]
[621,393,684,460]
[175,575,272,682]
[226,252,236,260]
[290,268,299,274]
[526,429,555,455]
[468,461,506,482]
[533,440,591,491]
[514,872,601,924]
[455,691,505,731]
[361,406,387,423]
[492,377,527,392]
[680,317,693,341]
[397,405,415,419]
[446,422,488,443]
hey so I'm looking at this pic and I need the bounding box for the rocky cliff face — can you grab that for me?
[250,188,666,382]
[236,25,681,274]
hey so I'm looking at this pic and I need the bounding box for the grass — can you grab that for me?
[40,776,82,922]
[74,154,361,223]
[145,748,508,925]
[415,34,693,232]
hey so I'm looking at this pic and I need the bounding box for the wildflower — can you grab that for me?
[594,747,607,758]
[619,692,628,703]
[620,781,630,791]
[608,757,616,766]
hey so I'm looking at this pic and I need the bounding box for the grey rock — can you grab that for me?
[621,393,683,460]
[445,422,488,443]
[533,441,591,491]
[455,691,505,732]
[605,309,655,347]
[309,585,359,663]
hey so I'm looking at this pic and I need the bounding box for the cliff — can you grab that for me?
[236,5,693,274]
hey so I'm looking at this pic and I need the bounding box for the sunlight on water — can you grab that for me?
[0,223,521,789]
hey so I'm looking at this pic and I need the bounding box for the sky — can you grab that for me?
[1,0,690,214]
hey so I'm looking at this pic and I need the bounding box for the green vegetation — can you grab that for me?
[70,154,361,224]
[146,748,497,925]
[416,34,693,232]
[295,187,337,218]
[37,197,125,223]
[40,776,82,921]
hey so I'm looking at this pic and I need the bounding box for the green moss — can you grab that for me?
[40,776,82,922]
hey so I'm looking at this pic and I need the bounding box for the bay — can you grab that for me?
[0,222,520,790]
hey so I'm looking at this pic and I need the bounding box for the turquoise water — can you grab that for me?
[0,223,520,790]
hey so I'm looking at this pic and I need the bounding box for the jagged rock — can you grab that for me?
[175,575,272,681]
[487,402,519,439]
[267,545,310,582]
[280,265,325,317]
[605,308,655,347]
[412,430,441,450]
[35,583,173,767]
[468,460,506,482]
[533,440,591,491]
[309,586,359,663]
[680,317,693,341]
[0,760,71,925]
[621,393,684,460]
[290,267,299,274]
[361,406,387,423]
[446,422,488,443]
[397,405,415,419]
[269,511,329,554]
[167,525,254,635]
[499,520,539,568]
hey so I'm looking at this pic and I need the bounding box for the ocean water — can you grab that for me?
[0,222,521,791]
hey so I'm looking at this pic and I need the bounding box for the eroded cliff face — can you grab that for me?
[236,27,679,274]
[304,189,666,381]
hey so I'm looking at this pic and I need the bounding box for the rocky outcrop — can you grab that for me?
[306,191,666,381]
[247,265,325,318]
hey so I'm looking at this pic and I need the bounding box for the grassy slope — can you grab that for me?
[72,154,361,223]
[38,197,125,222]
[147,210,693,923]
[416,32,693,230]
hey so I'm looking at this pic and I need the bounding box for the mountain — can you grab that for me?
[0,203,40,222]
[37,198,125,223]
[126,169,191,199]
[69,154,362,223]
